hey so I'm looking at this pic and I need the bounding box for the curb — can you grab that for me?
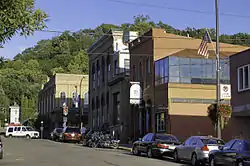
[118,146,132,151]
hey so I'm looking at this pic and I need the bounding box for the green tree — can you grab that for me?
[0,0,48,45]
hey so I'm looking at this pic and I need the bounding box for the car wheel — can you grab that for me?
[209,156,215,166]
[8,135,12,138]
[132,146,140,155]
[147,148,153,158]
[26,135,31,139]
[173,150,179,162]
[191,153,199,166]
[237,161,243,166]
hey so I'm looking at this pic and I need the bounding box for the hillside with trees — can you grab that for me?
[1,14,250,124]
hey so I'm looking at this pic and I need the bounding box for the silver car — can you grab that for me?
[173,136,224,166]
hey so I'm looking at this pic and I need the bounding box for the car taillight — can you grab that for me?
[201,145,209,151]
[157,143,169,149]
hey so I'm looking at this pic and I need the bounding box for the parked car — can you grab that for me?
[60,127,81,143]
[173,135,224,166]
[132,133,181,158]
[50,128,63,141]
[209,139,250,166]
[5,126,39,139]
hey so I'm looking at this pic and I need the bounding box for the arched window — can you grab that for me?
[60,92,66,107]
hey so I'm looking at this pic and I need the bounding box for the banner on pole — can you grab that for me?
[220,84,231,99]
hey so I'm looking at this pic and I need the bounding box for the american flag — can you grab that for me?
[197,31,212,58]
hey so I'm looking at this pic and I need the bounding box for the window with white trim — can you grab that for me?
[237,64,250,92]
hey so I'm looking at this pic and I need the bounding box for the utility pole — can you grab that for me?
[215,0,221,139]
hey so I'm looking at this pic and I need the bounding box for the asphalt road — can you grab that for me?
[0,137,189,166]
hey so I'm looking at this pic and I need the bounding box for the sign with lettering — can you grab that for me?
[220,84,231,99]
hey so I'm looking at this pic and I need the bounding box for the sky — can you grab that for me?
[1,0,250,59]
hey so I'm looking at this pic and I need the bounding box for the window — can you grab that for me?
[97,60,100,86]
[22,127,26,131]
[164,58,169,83]
[223,139,235,149]
[92,63,96,89]
[156,112,166,132]
[155,61,160,84]
[102,57,105,82]
[231,140,243,150]
[184,137,193,146]
[155,134,178,142]
[124,59,130,70]
[8,128,13,132]
[60,92,66,106]
[237,64,250,92]
[142,133,150,141]
[114,60,118,75]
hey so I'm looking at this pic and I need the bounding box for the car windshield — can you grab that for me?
[56,128,62,133]
[155,134,178,142]
[243,141,250,151]
[26,127,34,131]
[201,138,224,145]
[65,128,80,133]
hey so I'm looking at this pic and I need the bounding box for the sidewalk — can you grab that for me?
[118,144,132,151]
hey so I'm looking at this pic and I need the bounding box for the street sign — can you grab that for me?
[220,84,231,99]
[63,106,68,116]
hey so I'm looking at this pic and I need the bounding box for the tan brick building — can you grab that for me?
[38,73,88,135]
[129,28,249,141]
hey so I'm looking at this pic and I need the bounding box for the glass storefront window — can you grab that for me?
[169,66,180,77]
[155,56,229,85]
[164,58,169,77]
[169,76,180,82]
[169,56,179,66]
[155,61,160,81]
[180,65,191,77]
[180,77,191,83]
[156,112,166,132]
[160,60,164,84]
[191,64,202,78]
[179,57,190,65]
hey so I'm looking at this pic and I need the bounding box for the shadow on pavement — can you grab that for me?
[117,150,190,166]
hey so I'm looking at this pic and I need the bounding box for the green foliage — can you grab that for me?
[0,0,48,45]
[207,103,232,130]
[0,14,250,126]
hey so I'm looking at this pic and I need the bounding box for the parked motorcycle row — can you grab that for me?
[50,127,120,149]
[82,130,120,149]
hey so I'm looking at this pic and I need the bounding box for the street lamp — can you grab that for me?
[40,121,44,139]
[79,76,85,129]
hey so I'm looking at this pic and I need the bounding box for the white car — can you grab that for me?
[5,126,39,139]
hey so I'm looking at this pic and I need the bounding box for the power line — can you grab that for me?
[37,29,250,43]
[106,0,250,19]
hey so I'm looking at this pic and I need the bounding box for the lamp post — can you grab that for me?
[40,121,44,139]
[79,76,85,129]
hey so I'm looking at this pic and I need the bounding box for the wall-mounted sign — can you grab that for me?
[220,84,231,99]
[63,105,68,116]
[130,82,142,104]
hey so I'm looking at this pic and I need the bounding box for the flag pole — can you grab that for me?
[215,0,221,139]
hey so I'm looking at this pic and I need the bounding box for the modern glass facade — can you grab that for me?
[155,56,230,85]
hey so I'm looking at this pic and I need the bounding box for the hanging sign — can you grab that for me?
[130,82,142,104]
[220,84,231,99]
